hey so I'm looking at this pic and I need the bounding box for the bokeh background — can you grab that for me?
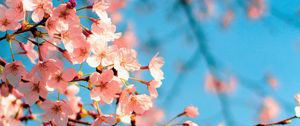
[2,0,300,125]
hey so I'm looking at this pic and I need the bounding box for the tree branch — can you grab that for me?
[255,116,297,126]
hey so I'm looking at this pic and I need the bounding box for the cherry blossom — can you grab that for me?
[47,68,77,93]
[22,40,39,64]
[295,94,300,117]
[149,53,165,81]
[92,115,116,126]
[89,17,121,48]
[64,85,82,118]
[0,94,24,126]
[205,73,237,93]
[69,42,91,64]
[148,80,162,98]
[0,0,201,125]
[89,70,121,104]
[23,0,53,23]
[0,5,21,31]
[29,59,62,80]
[114,48,141,80]
[40,100,73,126]
[182,120,198,126]
[52,3,79,24]
[18,76,48,105]
[86,42,117,68]
[136,108,164,126]
[259,97,280,122]
[113,24,137,49]
[2,61,26,87]
[5,0,25,20]
[184,105,199,118]
[92,0,110,18]
[120,94,153,115]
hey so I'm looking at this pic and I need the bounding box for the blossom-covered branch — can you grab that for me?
[0,0,199,126]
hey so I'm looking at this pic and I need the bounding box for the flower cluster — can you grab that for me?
[0,0,199,125]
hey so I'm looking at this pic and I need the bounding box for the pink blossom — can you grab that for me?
[113,24,137,49]
[0,5,21,31]
[89,70,121,104]
[23,40,38,64]
[259,97,280,122]
[149,53,164,81]
[294,96,300,117]
[64,84,79,98]
[248,0,265,19]
[86,43,117,68]
[18,76,48,105]
[40,100,73,126]
[69,42,90,64]
[184,105,199,118]
[92,115,116,126]
[23,0,53,22]
[121,94,153,115]
[47,68,77,93]
[0,117,23,126]
[64,85,81,117]
[92,0,109,18]
[114,48,141,80]
[205,73,237,93]
[148,80,162,98]
[2,61,26,87]
[29,59,63,80]
[107,0,126,13]
[5,0,25,20]
[67,96,81,116]
[182,120,198,126]
[89,17,121,45]
[136,108,164,126]
[0,83,10,97]
[45,17,68,36]
[111,12,122,24]
[52,4,79,24]
[39,41,57,59]
[59,26,84,52]
[0,94,24,120]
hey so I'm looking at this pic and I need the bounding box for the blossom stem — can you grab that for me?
[68,118,91,125]
[17,35,39,45]
[255,115,297,126]
[38,37,66,53]
[140,66,149,70]
[165,112,185,126]
[71,76,89,82]
[129,77,149,85]
[80,24,89,30]
[0,17,48,42]
[57,92,60,101]
[94,101,102,115]
[75,83,90,90]
[76,6,92,12]
[96,101,102,115]
[79,63,83,71]
[0,57,7,66]
[9,41,15,61]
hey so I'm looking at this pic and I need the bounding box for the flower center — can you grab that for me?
[55,73,63,82]
[32,82,40,93]
[51,104,62,114]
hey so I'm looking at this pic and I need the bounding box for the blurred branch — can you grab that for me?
[162,0,235,125]
[255,115,297,126]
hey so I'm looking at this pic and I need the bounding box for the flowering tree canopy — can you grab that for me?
[0,0,198,125]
